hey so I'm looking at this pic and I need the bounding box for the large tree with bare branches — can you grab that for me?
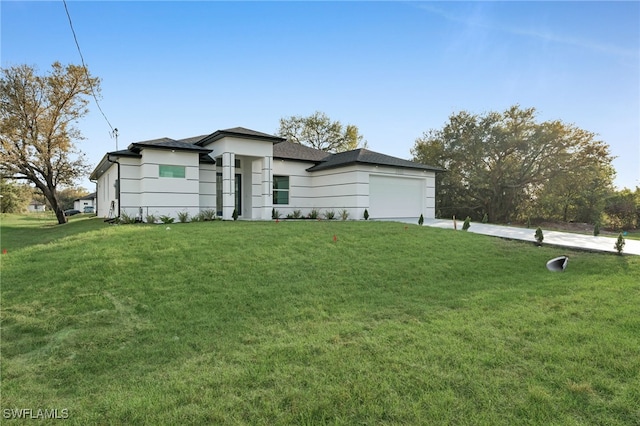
[0,62,99,224]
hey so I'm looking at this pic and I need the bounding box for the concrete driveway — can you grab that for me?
[415,219,640,256]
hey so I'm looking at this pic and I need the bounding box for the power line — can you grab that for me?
[62,0,115,134]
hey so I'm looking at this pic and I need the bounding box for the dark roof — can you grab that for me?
[79,192,96,200]
[178,135,209,145]
[273,141,331,162]
[130,138,212,154]
[306,148,444,172]
[196,127,285,146]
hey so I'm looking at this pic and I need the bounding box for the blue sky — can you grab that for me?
[2,1,639,190]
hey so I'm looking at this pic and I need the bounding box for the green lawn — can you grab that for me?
[1,216,639,424]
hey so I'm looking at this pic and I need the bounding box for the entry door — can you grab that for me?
[216,173,241,216]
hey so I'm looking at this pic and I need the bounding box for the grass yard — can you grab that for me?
[1,216,639,424]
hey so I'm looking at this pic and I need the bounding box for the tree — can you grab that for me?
[604,190,637,230]
[55,186,89,211]
[277,111,366,152]
[411,106,615,223]
[0,177,31,213]
[0,62,98,224]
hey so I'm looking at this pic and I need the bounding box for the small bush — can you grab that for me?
[232,208,238,221]
[364,209,369,220]
[418,214,424,226]
[191,213,204,222]
[462,216,471,231]
[145,214,157,224]
[308,209,319,219]
[160,215,174,224]
[292,209,303,219]
[593,222,600,236]
[273,209,282,220]
[535,227,544,246]
[120,211,137,224]
[614,233,625,255]
[526,218,531,229]
[177,211,190,223]
[482,213,488,224]
[324,210,336,220]
[200,209,216,221]
[339,209,350,221]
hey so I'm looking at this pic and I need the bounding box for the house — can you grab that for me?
[73,192,96,211]
[28,200,46,212]
[89,127,442,221]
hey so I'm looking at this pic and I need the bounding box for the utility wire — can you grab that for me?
[62,0,115,133]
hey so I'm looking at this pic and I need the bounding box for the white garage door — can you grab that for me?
[369,175,424,218]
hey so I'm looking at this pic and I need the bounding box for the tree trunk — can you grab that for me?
[38,184,67,225]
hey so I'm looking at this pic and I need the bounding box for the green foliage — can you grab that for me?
[0,178,31,213]
[200,209,216,221]
[277,111,366,153]
[418,213,424,226]
[615,233,625,255]
[339,209,350,221]
[272,209,281,220]
[145,214,157,224]
[292,209,303,219]
[308,208,319,219]
[2,219,639,424]
[364,208,369,220]
[526,217,531,229]
[482,213,488,224]
[593,222,600,236]
[462,216,471,231]
[159,215,174,224]
[535,227,544,245]
[324,209,336,220]
[605,190,637,230]
[119,211,138,224]
[177,211,190,223]
[232,208,238,221]
[411,105,615,224]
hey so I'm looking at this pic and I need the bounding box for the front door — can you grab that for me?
[217,173,241,217]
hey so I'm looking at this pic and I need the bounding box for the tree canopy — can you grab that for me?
[277,111,366,153]
[411,105,615,223]
[0,62,98,224]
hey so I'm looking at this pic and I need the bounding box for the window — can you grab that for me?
[159,165,185,178]
[273,175,289,205]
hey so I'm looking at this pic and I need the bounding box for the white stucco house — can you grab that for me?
[89,127,441,221]
[73,192,96,211]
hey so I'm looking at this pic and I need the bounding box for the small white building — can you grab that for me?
[73,193,96,211]
[28,200,46,212]
[89,127,441,221]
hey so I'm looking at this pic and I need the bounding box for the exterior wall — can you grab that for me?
[272,161,437,220]
[96,162,119,217]
[74,198,95,211]
[28,203,46,212]
[134,149,200,219]
[199,163,216,212]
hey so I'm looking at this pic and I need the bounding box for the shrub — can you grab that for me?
[120,211,137,224]
[292,209,303,219]
[364,209,369,220]
[526,217,531,229]
[177,211,190,223]
[462,216,471,231]
[535,227,544,246]
[232,208,238,221]
[273,209,282,220]
[593,222,600,236]
[324,210,336,220]
[339,209,350,221]
[482,213,488,224]
[191,213,204,222]
[418,214,424,226]
[614,233,625,255]
[200,209,216,221]
[145,214,157,224]
[159,215,174,224]
[308,209,319,219]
